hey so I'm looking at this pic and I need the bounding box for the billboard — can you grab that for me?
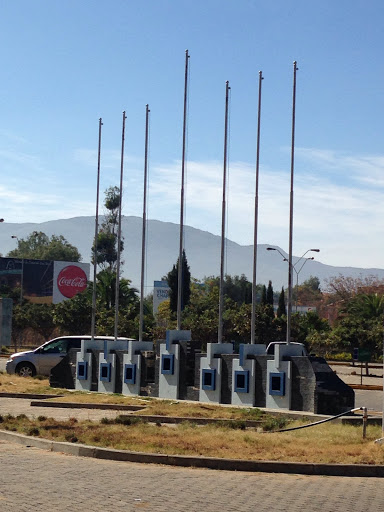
[0,257,90,304]
[153,280,170,314]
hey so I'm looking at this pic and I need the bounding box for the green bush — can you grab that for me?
[262,416,289,432]
[326,352,352,362]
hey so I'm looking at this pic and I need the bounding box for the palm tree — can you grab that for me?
[342,293,384,319]
[96,269,138,310]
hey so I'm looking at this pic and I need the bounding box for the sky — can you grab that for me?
[1,0,384,269]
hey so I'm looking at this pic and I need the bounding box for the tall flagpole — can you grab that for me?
[91,117,102,339]
[177,49,190,331]
[218,80,230,344]
[287,61,298,345]
[114,111,127,340]
[139,104,150,341]
[251,72,263,344]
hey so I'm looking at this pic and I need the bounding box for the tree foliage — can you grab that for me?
[294,275,322,307]
[12,303,56,339]
[53,288,93,334]
[325,274,384,303]
[276,287,286,317]
[16,267,384,361]
[266,280,274,306]
[166,250,191,314]
[92,186,124,271]
[7,231,81,262]
[96,269,139,310]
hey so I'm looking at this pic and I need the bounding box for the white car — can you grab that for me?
[5,335,132,377]
[266,341,308,356]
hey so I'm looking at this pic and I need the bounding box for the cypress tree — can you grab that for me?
[277,287,286,317]
[266,280,274,306]
[260,285,267,305]
[166,250,191,313]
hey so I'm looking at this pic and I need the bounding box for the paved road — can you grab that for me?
[2,441,384,512]
[0,397,125,421]
[355,389,382,412]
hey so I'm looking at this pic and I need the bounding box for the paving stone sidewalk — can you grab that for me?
[1,441,384,512]
[0,397,126,421]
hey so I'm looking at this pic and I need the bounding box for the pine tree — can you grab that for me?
[277,287,286,317]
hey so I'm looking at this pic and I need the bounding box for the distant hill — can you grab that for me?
[1,215,384,293]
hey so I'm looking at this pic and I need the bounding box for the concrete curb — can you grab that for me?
[30,401,145,411]
[1,429,384,477]
[349,384,383,391]
[0,393,64,399]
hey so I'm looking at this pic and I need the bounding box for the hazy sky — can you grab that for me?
[1,1,384,269]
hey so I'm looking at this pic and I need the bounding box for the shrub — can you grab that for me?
[115,415,143,426]
[262,416,289,432]
[326,352,352,362]
[28,428,40,436]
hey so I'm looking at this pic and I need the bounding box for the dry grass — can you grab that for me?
[45,392,153,406]
[0,372,67,395]
[43,395,264,420]
[137,400,264,420]
[0,373,265,419]
[1,414,384,464]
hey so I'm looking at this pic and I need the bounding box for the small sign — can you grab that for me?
[358,349,371,362]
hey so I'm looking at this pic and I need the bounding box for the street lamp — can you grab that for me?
[284,256,315,312]
[266,247,320,340]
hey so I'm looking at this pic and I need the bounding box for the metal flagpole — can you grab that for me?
[91,117,103,340]
[114,111,127,340]
[287,61,298,345]
[139,104,150,341]
[218,80,230,344]
[251,71,263,345]
[177,49,190,331]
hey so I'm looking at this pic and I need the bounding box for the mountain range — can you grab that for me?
[1,216,384,293]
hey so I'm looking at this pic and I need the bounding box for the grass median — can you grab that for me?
[2,372,384,465]
[1,413,383,464]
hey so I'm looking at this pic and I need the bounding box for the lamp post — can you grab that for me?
[11,235,23,304]
[266,247,319,338]
[286,256,314,312]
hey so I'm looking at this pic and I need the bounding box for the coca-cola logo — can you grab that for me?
[57,265,87,298]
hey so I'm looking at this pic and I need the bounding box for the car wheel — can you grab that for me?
[16,363,36,377]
